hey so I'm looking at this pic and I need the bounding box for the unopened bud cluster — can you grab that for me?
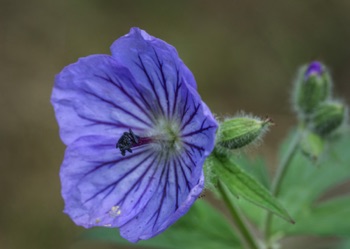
[293,61,347,161]
[310,102,345,136]
[295,61,331,115]
[294,61,346,137]
[217,115,273,150]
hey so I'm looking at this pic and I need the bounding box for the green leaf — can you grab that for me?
[270,130,350,235]
[82,201,242,249]
[285,196,350,236]
[337,238,350,249]
[233,156,270,189]
[210,150,293,223]
[233,129,350,238]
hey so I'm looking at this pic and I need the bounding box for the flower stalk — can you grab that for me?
[264,128,302,244]
[217,181,259,249]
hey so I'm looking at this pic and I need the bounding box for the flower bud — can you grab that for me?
[294,61,332,115]
[217,115,272,149]
[310,101,346,136]
[300,132,325,162]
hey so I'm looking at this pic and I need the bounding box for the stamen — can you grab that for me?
[116,129,152,156]
[116,121,183,156]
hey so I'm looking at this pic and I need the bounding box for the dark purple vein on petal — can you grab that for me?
[148,158,171,230]
[181,117,216,137]
[175,156,192,193]
[172,158,180,210]
[98,66,158,120]
[82,148,149,178]
[102,151,157,201]
[180,151,194,174]
[130,154,163,211]
[184,150,196,174]
[151,48,170,118]
[178,147,204,194]
[183,141,204,157]
[180,169,191,193]
[172,79,182,119]
[94,74,156,123]
[140,155,168,228]
[80,88,152,127]
[180,100,200,131]
[112,153,160,209]
[180,91,190,121]
[83,151,155,204]
[135,55,165,116]
[133,85,159,117]
[80,115,140,130]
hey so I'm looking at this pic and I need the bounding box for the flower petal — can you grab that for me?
[110,28,197,118]
[61,135,205,242]
[61,136,164,228]
[51,55,156,145]
[120,172,204,242]
[178,86,218,159]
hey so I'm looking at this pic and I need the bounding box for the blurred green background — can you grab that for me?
[1,0,350,248]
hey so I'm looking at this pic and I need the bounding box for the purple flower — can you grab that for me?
[305,61,323,79]
[51,28,217,242]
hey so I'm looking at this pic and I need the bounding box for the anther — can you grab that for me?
[116,129,140,156]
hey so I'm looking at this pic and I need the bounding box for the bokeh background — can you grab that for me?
[1,0,350,248]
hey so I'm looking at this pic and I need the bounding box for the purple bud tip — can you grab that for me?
[305,61,323,79]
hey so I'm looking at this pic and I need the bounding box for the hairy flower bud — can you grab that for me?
[217,116,273,149]
[294,61,332,115]
[310,101,346,136]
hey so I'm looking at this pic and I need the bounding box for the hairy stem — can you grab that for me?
[218,181,259,249]
[264,129,302,246]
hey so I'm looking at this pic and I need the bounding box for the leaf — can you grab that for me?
[270,130,350,235]
[82,200,242,249]
[210,151,293,223]
[284,196,350,236]
[236,130,350,237]
[233,156,270,189]
[337,238,350,249]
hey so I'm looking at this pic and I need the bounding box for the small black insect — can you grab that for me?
[198,189,207,199]
[116,129,139,156]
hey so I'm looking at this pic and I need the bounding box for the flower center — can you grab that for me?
[152,119,182,152]
[116,119,182,156]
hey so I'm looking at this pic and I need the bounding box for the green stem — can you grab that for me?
[218,181,259,249]
[264,129,302,246]
[272,130,302,196]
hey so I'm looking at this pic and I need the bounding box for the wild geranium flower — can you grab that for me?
[51,28,217,242]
